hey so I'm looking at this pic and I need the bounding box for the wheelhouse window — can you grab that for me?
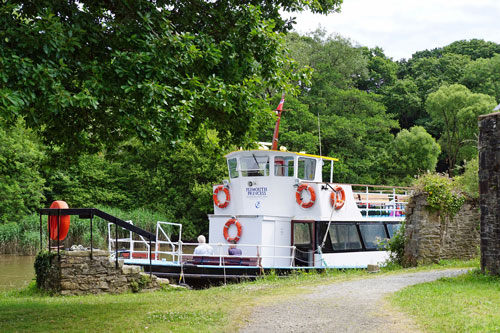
[228,158,239,179]
[274,156,294,177]
[240,155,269,177]
[328,224,362,251]
[359,224,388,250]
[298,157,316,180]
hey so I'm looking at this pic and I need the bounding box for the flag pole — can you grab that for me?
[271,94,285,151]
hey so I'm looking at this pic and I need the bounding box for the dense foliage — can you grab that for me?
[414,173,466,219]
[0,0,341,153]
[1,1,498,251]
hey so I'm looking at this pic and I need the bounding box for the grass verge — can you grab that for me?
[391,266,500,332]
[0,260,477,333]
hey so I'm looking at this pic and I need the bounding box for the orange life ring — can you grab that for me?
[213,185,230,208]
[330,186,346,210]
[48,200,71,241]
[296,184,316,208]
[223,218,242,243]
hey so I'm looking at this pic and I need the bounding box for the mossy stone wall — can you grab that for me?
[404,192,479,266]
[35,250,168,295]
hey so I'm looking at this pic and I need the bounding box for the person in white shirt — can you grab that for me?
[193,235,213,255]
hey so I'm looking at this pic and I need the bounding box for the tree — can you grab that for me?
[284,31,399,184]
[0,0,342,153]
[382,79,422,129]
[356,46,397,93]
[426,84,497,175]
[0,119,45,223]
[443,39,500,60]
[462,54,500,101]
[390,126,441,183]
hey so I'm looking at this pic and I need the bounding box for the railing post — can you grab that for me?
[115,223,118,269]
[365,186,369,217]
[149,239,152,278]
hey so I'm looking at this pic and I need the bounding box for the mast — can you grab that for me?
[271,94,285,151]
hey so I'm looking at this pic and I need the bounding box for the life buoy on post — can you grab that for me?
[213,185,230,208]
[296,184,316,208]
[330,186,346,210]
[48,200,71,241]
[223,218,242,243]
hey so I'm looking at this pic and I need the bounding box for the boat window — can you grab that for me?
[328,224,362,251]
[240,155,269,177]
[298,157,316,180]
[386,224,401,238]
[294,223,312,245]
[274,156,294,177]
[359,224,388,250]
[228,158,239,179]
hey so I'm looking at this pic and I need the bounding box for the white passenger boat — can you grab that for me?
[113,97,410,284]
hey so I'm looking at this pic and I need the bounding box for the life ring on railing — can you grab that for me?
[296,184,316,208]
[223,218,242,243]
[330,186,346,210]
[48,200,71,241]
[213,185,230,208]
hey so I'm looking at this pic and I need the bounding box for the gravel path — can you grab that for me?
[240,269,468,333]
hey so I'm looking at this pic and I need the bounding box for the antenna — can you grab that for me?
[271,94,285,151]
[317,110,322,156]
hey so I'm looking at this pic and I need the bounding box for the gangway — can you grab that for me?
[39,207,156,277]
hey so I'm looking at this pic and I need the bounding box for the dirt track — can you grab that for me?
[240,269,468,333]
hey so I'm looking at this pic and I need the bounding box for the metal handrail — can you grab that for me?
[39,207,155,277]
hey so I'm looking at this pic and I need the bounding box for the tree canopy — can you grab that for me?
[426,84,496,175]
[0,0,341,153]
[2,3,500,243]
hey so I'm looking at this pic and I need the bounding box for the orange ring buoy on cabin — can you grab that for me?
[48,200,71,241]
[223,218,242,243]
[213,185,230,208]
[296,184,316,208]
[330,186,346,210]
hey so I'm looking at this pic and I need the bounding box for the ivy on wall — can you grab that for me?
[414,173,465,218]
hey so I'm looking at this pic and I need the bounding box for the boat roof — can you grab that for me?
[225,149,339,162]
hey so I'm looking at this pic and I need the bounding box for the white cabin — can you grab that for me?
[208,150,408,269]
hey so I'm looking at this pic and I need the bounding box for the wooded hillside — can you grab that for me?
[0,1,497,244]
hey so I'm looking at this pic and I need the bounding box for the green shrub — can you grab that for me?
[413,172,465,218]
[455,158,479,199]
[130,274,152,293]
[382,222,406,267]
[34,250,58,289]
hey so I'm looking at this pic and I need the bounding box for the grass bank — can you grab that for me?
[391,267,500,332]
[0,260,477,332]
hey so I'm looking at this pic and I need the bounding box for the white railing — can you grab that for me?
[108,221,296,267]
[352,185,412,218]
[155,221,182,262]
[167,242,296,268]
[108,220,151,260]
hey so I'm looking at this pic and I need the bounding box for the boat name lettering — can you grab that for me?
[246,187,267,197]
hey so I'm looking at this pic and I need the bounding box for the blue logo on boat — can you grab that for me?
[255,201,261,209]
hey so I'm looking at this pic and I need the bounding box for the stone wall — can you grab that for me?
[404,192,480,266]
[38,250,168,295]
[478,112,500,275]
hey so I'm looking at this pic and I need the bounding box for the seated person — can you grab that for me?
[194,235,213,255]
[227,241,242,256]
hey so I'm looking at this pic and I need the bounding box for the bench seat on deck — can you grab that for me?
[182,255,259,266]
